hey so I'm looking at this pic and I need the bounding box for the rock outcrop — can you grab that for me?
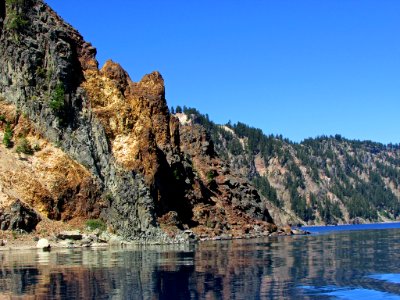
[177,123,273,237]
[0,0,275,241]
[0,199,41,232]
[0,101,104,222]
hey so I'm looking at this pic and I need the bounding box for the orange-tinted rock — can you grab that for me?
[100,60,131,95]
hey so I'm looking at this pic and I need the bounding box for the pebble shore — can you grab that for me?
[0,226,310,251]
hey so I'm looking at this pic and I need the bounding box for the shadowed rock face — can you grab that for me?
[0,1,4,33]
[0,0,275,240]
[0,200,41,232]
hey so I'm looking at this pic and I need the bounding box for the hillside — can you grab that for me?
[176,106,400,225]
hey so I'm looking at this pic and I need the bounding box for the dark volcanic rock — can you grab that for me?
[0,0,159,240]
[0,200,41,232]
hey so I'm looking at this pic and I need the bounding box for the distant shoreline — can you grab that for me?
[302,221,400,228]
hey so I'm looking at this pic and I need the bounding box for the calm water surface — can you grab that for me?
[1,224,400,299]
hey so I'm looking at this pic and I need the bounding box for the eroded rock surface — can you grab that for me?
[0,200,41,232]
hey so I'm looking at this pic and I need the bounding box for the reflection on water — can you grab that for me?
[1,229,400,299]
[369,274,400,284]
[300,285,400,300]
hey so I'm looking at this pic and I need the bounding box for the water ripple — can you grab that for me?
[369,274,400,284]
[300,285,400,299]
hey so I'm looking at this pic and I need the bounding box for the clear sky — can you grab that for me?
[45,0,400,144]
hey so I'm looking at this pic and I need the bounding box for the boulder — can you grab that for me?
[57,230,82,240]
[58,240,75,247]
[108,236,123,246]
[282,225,293,235]
[183,229,197,240]
[351,217,365,225]
[292,229,310,235]
[0,200,41,232]
[98,231,112,243]
[37,238,51,250]
[81,238,93,247]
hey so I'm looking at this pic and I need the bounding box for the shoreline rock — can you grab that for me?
[36,238,50,250]
[0,227,314,251]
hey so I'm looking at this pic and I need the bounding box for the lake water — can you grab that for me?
[1,224,400,299]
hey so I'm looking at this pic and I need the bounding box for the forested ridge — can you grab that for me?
[174,106,400,225]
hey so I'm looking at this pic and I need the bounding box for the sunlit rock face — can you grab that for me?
[0,0,275,240]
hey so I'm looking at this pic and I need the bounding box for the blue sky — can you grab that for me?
[45,0,400,144]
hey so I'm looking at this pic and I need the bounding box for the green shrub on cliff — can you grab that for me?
[50,84,65,111]
[86,219,107,232]
[16,137,33,154]
[5,0,28,31]
[3,122,13,148]
[6,12,28,31]
[6,0,25,5]
[206,170,216,182]
[50,83,66,123]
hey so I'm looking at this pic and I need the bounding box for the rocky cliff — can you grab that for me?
[0,0,275,241]
[177,108,400,226]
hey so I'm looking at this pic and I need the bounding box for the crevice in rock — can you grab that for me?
[0,0,5,35]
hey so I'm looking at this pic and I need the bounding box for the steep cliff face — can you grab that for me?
[0,0,275,240]
[0,101,104,224]
[178,109,400,226]
[177,123,273,237]
[80,58,275,237]
[0,0,159,239]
